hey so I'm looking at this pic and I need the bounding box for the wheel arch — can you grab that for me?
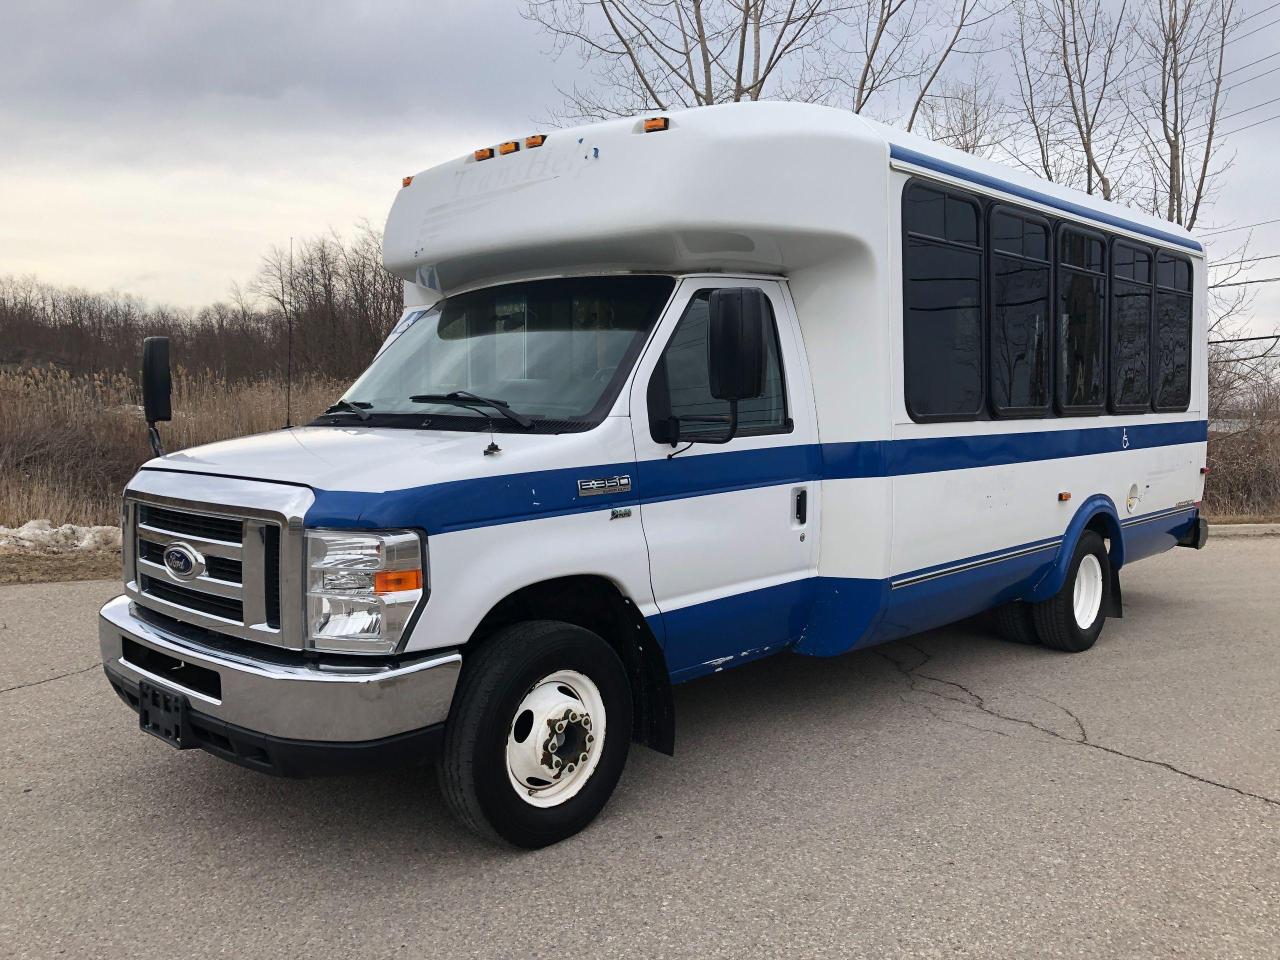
[1027,495,1124,605]
[465,574,674,756]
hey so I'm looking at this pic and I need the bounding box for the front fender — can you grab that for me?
[1026,495,1124,603]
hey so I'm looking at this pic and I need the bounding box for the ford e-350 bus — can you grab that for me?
[101,102,1207,847]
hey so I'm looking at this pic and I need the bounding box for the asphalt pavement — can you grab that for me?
[1,538,1277,959]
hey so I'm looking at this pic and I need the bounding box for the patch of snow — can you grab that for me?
[0,519,122,553]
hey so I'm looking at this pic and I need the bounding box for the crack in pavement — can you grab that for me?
[878,640,1280,809]
[1,662,102,696]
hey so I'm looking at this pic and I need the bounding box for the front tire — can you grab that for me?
[1031,531,1111,652]
[438,620,633,848]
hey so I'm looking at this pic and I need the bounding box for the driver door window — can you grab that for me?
[645,290,790,442]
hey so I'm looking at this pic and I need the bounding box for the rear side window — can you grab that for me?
[1154,253,1193,411]
[1057,227,1107,414]
[903,184,984,420]
[647,289,788,440]
[1110,243,1153,412]
[989,209,1050,416]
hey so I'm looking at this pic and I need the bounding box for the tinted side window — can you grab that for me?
[1057,228,1107,413]
[1111,243,1152,412]
[904,184,983,420]
[1154,253,1193,411]
[990,210,1050,415]
[648,290,788,439]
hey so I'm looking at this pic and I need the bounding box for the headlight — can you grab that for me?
[305,529,425,654]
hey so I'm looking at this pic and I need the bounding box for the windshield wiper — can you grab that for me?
[323,399,372,421]
[408,391,534,429]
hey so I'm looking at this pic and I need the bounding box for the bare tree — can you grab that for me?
[1130,0,1238,230]
[523,0,846,119]
[524,0,993,123]
[918,61,1005,154]
[1005,0,1132,198]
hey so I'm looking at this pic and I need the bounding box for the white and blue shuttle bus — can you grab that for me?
[101,102,1207,847]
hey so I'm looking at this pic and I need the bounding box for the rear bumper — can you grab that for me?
[99,594,460,775]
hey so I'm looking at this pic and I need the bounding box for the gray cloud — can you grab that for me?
[3,0,560,134]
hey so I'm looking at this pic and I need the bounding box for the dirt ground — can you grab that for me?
[0,550,121,585]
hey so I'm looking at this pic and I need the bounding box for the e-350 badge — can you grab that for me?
[577,475,632,497]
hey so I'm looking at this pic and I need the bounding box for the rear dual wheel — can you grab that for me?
[994,531,1110,653]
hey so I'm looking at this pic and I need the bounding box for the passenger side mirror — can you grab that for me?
[707,288,768,402]
[141,336,171,457]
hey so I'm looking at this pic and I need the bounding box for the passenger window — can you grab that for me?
[1111,243,1153,412]
[1057,227,1107,414]
[647,290,788,440]
[990,210,1050,416]
[1154,253,1193,411]
[904,183,984,420]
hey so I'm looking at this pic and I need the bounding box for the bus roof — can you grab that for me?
[383,101,1199,295]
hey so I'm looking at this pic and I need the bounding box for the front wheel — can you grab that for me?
[438,620,633,848]
[1031,530,1111,652]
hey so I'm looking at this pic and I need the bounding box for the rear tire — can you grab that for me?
[1031,531,1110,653]
[438,620,632,848]
[993,600,1040,645]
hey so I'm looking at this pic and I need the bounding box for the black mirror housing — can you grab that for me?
[142,336,172,424]
[707,288,768,402]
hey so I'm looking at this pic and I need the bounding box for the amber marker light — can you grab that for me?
[525,134,546,148]
[1058,492,1072,502]
[374,569,423,594]
[401,175,414,188]
[642,116,670,132]
[498,140,520,155]
[474,147,495,161]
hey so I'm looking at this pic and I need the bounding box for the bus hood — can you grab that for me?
[141,424,630,495]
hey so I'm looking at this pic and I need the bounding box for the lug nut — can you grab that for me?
[579,752,589,763]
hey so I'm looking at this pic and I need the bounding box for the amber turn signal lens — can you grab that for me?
[1057,492,1072,502]
[498,140,520,155]
[374,569,423,593]
[474,147,495,161]
[525,134,546,148]
[642,116,669,132]
[401,175,413,188]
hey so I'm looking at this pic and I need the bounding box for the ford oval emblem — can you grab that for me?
[162,542,204,581]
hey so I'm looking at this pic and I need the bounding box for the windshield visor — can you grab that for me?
[338,275,675,431]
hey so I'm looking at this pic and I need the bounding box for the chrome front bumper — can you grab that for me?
[99,594,460,745]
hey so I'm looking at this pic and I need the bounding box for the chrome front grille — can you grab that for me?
[122,475,312,651]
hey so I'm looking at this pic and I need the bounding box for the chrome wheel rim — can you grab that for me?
[505,669,606,808]
[1073,554,1104,629]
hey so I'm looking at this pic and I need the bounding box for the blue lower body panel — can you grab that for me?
[653,506,1199,682]
[1121,508,1199,563]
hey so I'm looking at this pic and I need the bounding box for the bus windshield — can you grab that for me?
[334,275,675,431]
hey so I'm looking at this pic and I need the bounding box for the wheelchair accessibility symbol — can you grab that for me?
[1121,428,1129,449]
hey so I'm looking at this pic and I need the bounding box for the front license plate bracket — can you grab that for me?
[137,680,193,749]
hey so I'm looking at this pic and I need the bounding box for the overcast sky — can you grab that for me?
[2,0,1277,332]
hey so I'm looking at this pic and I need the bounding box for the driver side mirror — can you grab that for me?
[707,287,768,403]
[652,288,770,448]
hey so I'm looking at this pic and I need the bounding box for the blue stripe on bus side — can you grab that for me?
[823,419,1208,478]
[890,144,1204,253]
[304,420,1208,534]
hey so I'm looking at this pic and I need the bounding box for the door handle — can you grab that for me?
[794,488,808,525]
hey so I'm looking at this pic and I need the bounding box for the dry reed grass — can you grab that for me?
[0,366,343,526]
